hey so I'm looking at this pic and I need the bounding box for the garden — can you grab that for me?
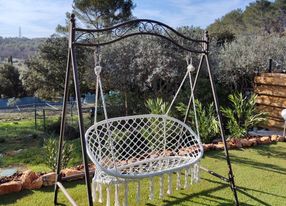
[1,0,286,205]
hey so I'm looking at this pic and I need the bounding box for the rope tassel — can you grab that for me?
[115,184,120,206]
[92,179,97,202]
[124,181,128,206]
[176,171,181,190]
[136,181,140,204]
[167,173,172,195]
[98,183,103,203]
[184,167,190,189]
[191,163,200,184]
[106,185,110,206]
[149,178,154,200]
[159,175,164,199]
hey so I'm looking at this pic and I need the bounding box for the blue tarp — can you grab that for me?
[0,97,61,108]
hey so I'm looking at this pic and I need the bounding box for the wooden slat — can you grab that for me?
[254,73,286,129]
[254,75,286,86]
[256,95,286,108]
[259,73,286,77]
[256,105,284,119]
[254,85,286,97]
[260,117,285,129]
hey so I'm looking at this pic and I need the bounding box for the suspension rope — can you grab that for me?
[166,70,189,115]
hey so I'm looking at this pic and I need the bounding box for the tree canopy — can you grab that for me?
[0,64,24,98]
[22,37,90,100]
[56,0,135,33]
[208,0,286,42]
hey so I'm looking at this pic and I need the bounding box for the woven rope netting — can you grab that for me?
[84,52,204,205]
[86,114,203,180]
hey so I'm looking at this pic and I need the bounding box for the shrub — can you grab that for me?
[43,137,73,171]
[221,93,267,138]
[145,98,170,115]
[46,119,79,140]
[176,100,219,143]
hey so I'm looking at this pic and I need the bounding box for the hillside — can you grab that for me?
[0,37,46,61]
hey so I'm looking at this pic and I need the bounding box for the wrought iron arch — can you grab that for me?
[73,18,207,53]
[54,14,239,206]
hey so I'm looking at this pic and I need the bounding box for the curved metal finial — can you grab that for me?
[71,18,208,53]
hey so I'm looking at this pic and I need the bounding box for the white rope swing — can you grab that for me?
[85,50,203,205]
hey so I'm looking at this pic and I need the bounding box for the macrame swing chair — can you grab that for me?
[86,50,203,205]
[54,15,239,206]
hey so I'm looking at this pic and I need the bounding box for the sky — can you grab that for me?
[0,0,255,38]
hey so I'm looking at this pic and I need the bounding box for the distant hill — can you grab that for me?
[0,37,46,61]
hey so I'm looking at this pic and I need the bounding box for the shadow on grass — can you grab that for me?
[159,174,286,206]
[254,144,286,159]
[157,177,233,206]
[207,178,286,206]
[0,180,86,205]
[212,147,286,176]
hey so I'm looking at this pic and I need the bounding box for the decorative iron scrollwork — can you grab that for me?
[74,19,207,53]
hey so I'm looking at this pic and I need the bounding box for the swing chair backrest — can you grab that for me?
[85,114,203,179]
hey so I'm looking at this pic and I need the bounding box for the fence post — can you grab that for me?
[34,105,37,129]
[43,109,46,131]
[268,58,272,73]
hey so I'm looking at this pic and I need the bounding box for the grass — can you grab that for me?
[0,116,85,171]
[1,142,286,206]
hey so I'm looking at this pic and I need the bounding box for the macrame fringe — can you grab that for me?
[106,185,110,206]
[124,181,128,206]
[98,183,103,203]
[149,177,154,200]
[167,173,172,195]
[159,175,164,199]
[176,171,181,190]
[92,179,97,202]
[184,167,190,189]
[136,181,140,204]
[115,184,120,206]
[91,163,200,205]
[191,162,200,184]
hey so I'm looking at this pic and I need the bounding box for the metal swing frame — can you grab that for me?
[54,14,239,206]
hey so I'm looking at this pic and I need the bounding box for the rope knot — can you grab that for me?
[94,65,102,75]
[187,64,196,72]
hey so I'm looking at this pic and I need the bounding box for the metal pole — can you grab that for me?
[204,31,239,206]
[70,14,93,206]
[54,31,72,206]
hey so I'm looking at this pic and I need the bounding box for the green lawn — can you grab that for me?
[1,142,286,206]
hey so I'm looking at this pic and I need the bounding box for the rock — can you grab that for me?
[277,136,285,142]
[0,181,22,195]
[240,139,252,147]
[271,135,279,142]
[61,169,82,178]
[233,139,242,148]
[29,177,43,190]
[260,136,271,144]
[227,142,236,149]
[214,143,225,150]
[203,144,215,151]
[42,172,56,187]
[20,170,42,190]
[248,138,257,146]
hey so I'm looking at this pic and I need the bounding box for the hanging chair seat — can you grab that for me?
[85,114,203,179]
